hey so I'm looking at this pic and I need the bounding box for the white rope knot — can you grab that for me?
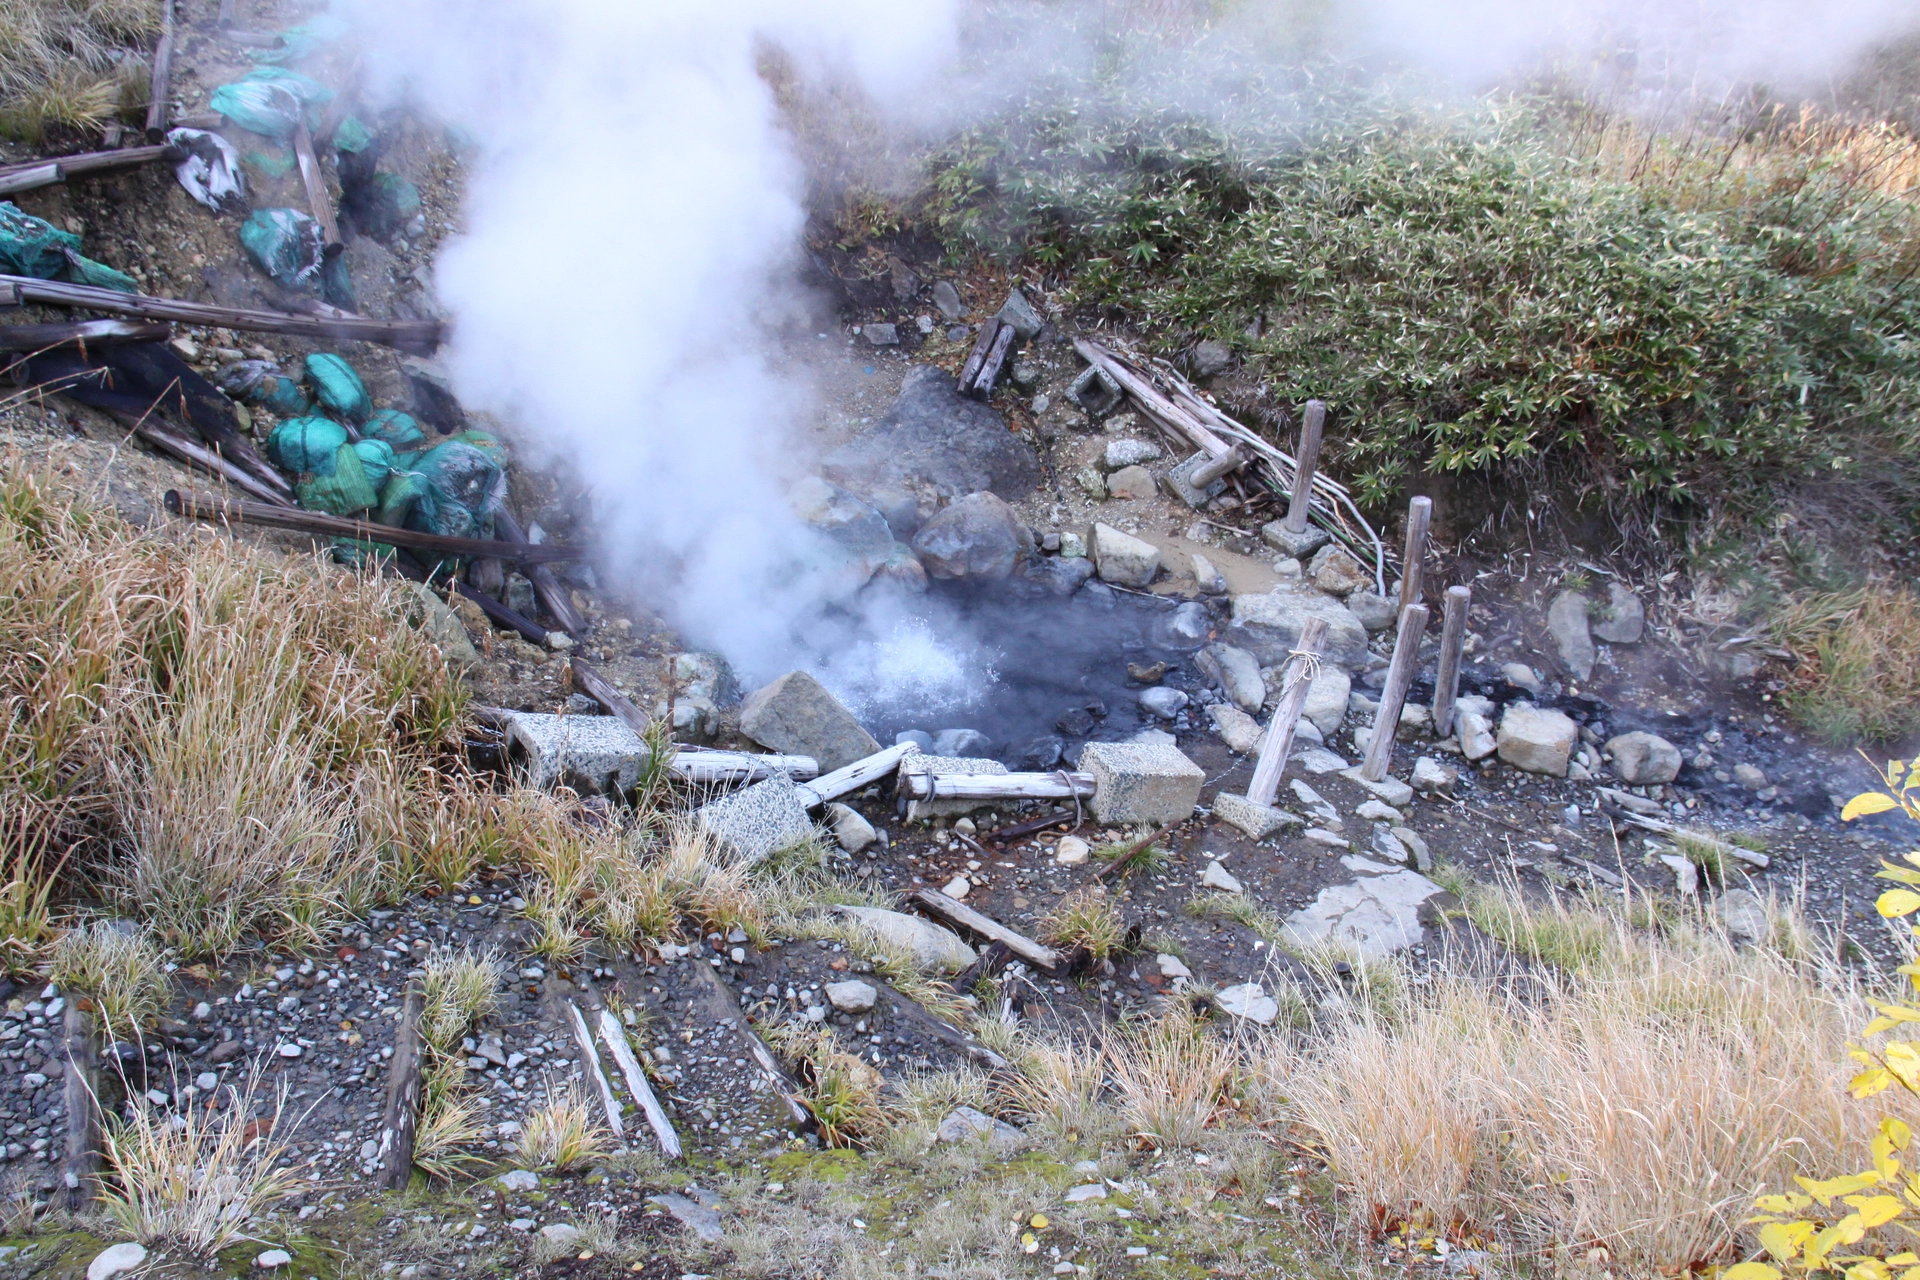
[1286,647,1324,684]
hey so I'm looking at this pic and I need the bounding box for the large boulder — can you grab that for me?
[910,491,1033,581]
[822,365,1042,537]
[738,670,880,772]
[1496,704,1578,776]
[1226,587,1369,669]
[790,476,905,592]
[1090,523,1160,588]
[1606,731,1681,785]
[833,905,975,971]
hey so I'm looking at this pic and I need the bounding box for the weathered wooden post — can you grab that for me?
[375,978,425,1189]
[60,1003,101,1211]
[1362,603,1431,783]
[1282,400,1327,535]
[1431,585,1472,738]
[1399,495,1433,612]
[1248,617,1330,807]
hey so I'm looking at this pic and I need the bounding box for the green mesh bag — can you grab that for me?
[294,442,377,516]
[363,409,426,456]
[381,440,502,540]
[351,438,397,491]
[239,208,323,291]
[268,416,348,475]
[0,203,136,292]
[303,354,371,424]
[208,68,333,140]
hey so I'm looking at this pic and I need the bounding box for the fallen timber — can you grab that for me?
[901,771,1096,802]
[166,490,586,564]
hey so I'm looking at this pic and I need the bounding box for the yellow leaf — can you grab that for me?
[1850,1260,1894,1280]
[1891,1253,1920,1265]
[1029,1214,1048,1229]
[1882,890,1920,919]
[1890,1043,1920,1091]
[1757,1195,1806,1214]
[1880,867,1920,886]
[1021,1232,1038,1254]
[1804,1174,1887,1203]
[1837,1215,1871,1246]
[1890,1120,1915,1150]
[1850,793,1903,821]
[1760,1220,1817,1261]
[1847,1195,1906,1228]
[1860,1068,1900,1099]
[1724,1264,1784,1280]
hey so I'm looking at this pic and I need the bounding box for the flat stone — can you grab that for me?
[1548,590,1596,682]
[996,288,1045,339]
[936,1105,1022,1146]
[88,1243,146,1280]
[1227,587,1369,669]
[1064,1184,1108,1203]
[1156,953,1192,979]
[1496,704,1578,777]
[1308,544,1371,596]
[1411,756,1458,797]
[1391,826,1432,872]
[739,672,879,773]
[942,875,972,898]
[1715,888,1769,945]
[863,323,899,346]
[932,280,965,320]
[1201,860,1243,893]
[1105,464,1157,500]
[1346,591,1397,632]
[1260,521,1330,560]
[497,1169,540,1192]
[1208,703,1265,755]
[911,491,1034,582]
[1153,600,1212,649]
[1356,799,1402,823]
[825,802,877,854]
[1282,855,1446,960]
[404,581,480,671]
[1597,785,1665,816]
[695,773,816,863]
[1191,554,1228,595]
[1139,686,1189,719]
[502,711,648,795]
[932,728,993,757]
[1090,522,1161,588]
[1296,666,1351,734]
[1054,836,1091,865]
[1457,710,1497,761]
[1591,581,1646,644]
[1080,742,1205,826]
[834,906,975,971]
[1500,662,1543,695]
[1216,983,1280,1026]
[1660,853,1699,895]
[1294,747,1349,774]
[1340,768,1415,808]
[826,980,878,1013]
[1196,644,1264,712]
[1606,732,1681,786]
[1290,778,1343,829]
[255,1251,292,1269]
[1734,762,1770,791]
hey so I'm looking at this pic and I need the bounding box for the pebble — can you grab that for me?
[1054,837,1090,865]
[942,876,971,899]
[1200,861,1243,893]
[277,1044,302,1058]
[1064,1184,1107,1203]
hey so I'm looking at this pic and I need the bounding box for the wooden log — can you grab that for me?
[0,145,179,187]
[965,322,1016,400]
[1360,603,1431,783]
[59,1004,101,1211]
[911,888,1061,972]
[453,581,551,647]
[956,318,1001,395]
[145,0,174,141]
[879,984,1009,1070]
[0,319,170,350]
[0,164,61,196]
[1072,337,1234,460]
[1431,585,1471,738]
[1283,400,1326,534]
[1398,495,1433,612]
[565,1002,624,1142]
[1613,812,1770,868]
[567,656,652,740]
[1247,616,1329,808]
[1189,441,1250,489]
[375,978,425,1189]
[133,419,294,506]
[164,490,585,564]
[903,772,1095,802]
[0,281,19,308]
[494,507,586,639]
[291,121,341,250]
[671,749,819,784]
[0,276,444,352]
[594,1008,680,1159]
[984,810,1078,844]
[794,742,918,809]
[685,961,811,1128]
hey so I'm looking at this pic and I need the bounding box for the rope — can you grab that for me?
[1053,769,1084,828]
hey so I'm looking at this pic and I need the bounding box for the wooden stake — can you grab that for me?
[1398,495,1433,612]
[144,0,174,141]
[565,1002,624,1142]
[1431,585,1471,738]
[966,322,1017,400]
[1247,616,1329,808]
[1189,441,1250,489]
[375,978,425,1190]
[292,121,341,250]
[165,490,584,564]
[2,276,443,352]
[956,319,1002,394]
[1282,400,1326,534]
[593,1008,680,1159]
[911,888,1061,972]
[1361,603,1431,783]
[494,507,587,639]
[59,1004,101,1211]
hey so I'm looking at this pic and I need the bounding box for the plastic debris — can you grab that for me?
[351,438,398,490]
[239,208,324,291]
[250,14,349,64]
[0,203,135,292]
[303,354,372,424]
[167,129,245,213]
[332,115,375,153]
[207,68,333,141]
[379,439,504,541]
[340,165,421,242]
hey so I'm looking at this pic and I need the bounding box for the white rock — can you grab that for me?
[1606,732,1681,786]
[195,1071,217,1091]
[1191,553,1227,594]
[1500,662,1543,694]
[1457,710,1497,761]
[1411,756,1458,796]
[1216,983,1280,1026]
[1090,522,1161,588]
[1734,763,1770,791]
[833,906,976,971]
[539,1224,582,1248]
[87,1242,146,1280]
[1496,704,1579,776]
[255,1250,292,1269]
[1660,853,1699,895]
[1300,667,1351,735]
[1139,687,1189,719]
[1054,836,1091,865]
[1064,1183,1108,1203]
[1201,861,1243,893]
[1341,768,1414,808]
[942,876,971,899]
[497,1168,540,1192]
[276,1044,301,1059]
[1197,644,1265,713]
[826,980,878,1014]
[1355,799,1401,823]
[825,802,878,854]
[1591,581,1646,644]
[1207,703,1265,755]
[1156,953,1192,979]
[1282,855,1446,960]
[1211,791,1300,840]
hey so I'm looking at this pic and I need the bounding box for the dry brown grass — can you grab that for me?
[0,0,160,139]
[1107,1000,1239,1150]
[1769,583,1920,743]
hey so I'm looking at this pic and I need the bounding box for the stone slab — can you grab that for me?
[1212,791,1302,840]
[1281,854,1446,961]
[1079,741,1205,826]
[695,772,816,863]
[833,905,976,971]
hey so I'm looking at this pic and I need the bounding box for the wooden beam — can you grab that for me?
[911,888,1061,972]
[594,1008,680,1159]
[292,121,341,250]
[133,419,293,507]
[0,164,61,196]
[1072,337,1233,459]
[1398,495,1433,613]
[375,978,425,1189]
[902,771,1095,802]
[1361,603,1431,783]
[0,319,171,350]
[1247,616,1328,808]
[165,490,585,564]
[794,742,918,808]
[565,1001,625,1142]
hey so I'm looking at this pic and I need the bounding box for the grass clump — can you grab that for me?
[0,0,158,139]
[1771,584,1920,744]
[765,1020,888,1149]
[1038,886,1126,960]
[410,946,503,1179]
[517,1083,610,1173]
[1184,890,1285,943]
[47,920,166,1035]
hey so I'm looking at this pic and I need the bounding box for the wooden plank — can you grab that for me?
[565,1001,625,1141]
[165,490,585,563]
[495,507,586,638]
[59,1004,101,1211]
[0,145,177,184]
[965,322,1016,400]
[1247,616,1328,808]
[903,772,1095,801]
[1072,337,1233,459]
[292,121,341,249]
[794,742,918,808]
[594,1008,681,1159]
[453,581,550,647]
[911,888,1061,972]
[1431,585,1471,738]
[144,0,174,141]
[0,319,170,349]
[685,961,811,1128]
[1,275,443,352]
[375,978,425,1189]
[133,419,294,507]
[1360,604,1431,783]
[0,164,61,196]
[956,318,1001,394]
[671,750,819,784]
[1283,400,1326,534]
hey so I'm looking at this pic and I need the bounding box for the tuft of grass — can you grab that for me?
[1107,1001,1239,1150]
[411,1092,490,1182]
[1771,585,1920,744]
[1184,891,1286,944]
[765,1021,888,1148]
[1458,880,1616,971]
[1007,1034,1107,1141]
[517,1084,611,1173]
[97,1072,306,1256]
[419,946,502,1056]
[1039,887,1127,960]
[48,921,166,1036]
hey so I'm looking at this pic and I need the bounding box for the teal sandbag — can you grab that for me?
[208,68,332,141]
[351,438,397,491]
[363,409,426,453]
[268,417,348,475]
[304,354,371,424]
[388,440,501,540]
[0,202,136,292]
[240,208,323,290]
[262,375,311,417]
[294,441,377,516]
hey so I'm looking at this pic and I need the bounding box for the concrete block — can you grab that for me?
[695,772,816,863]
[1212,791,1302,840]
[1080,741,1204,826]
[503,712,647,795]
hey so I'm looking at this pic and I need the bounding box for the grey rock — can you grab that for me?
[826,980,878,1013]
[404,582,480,671]
[1500,662,1543,695]
[1010,362,1041,391]
[1192,554,1228,595]
[1294,747,1350,774]
[932,728,993,757]
[1308,545,1371,596]
[863,323,899,346]
[739,670,880,772]
[1496,704,1578,776]
[1457,709,1497,761]
[1356,799,1403,824]
[1547,590,1596,682]
[996,288,1044,340]
[790,476,901,591]
[936,1105,1021,1146]
[695,773,816,864]
[1105,464,1156,501]
[1139,686,1190,719]
[87,1243,146,1280]
[1411,756,1457,797]
[1290,778,1344,829]
[401,354,465,432]
[911,491,1033,582]
[833,906,975,971]
[1208,703,1265,754]
[1016,554,1095,597]
[1299,666,1352,734]
[1606,732,1681,785]
[946,324,969,342]
[1734,763,1770,791]
[1201,860,1244,893]
[1190,339,1233,379]
[674,651,741,706]
[1101,438,1163,472]
[646,1194,724,1243]
[1391,826,1433,872]
[1346,591,1397,632]
[1714,888,1769,945]
[1261,521,1330,560]
[931,280,965,320]
[1064,1183,1108,1203]
[497,1169,540,1192]
[1197,643,1265,712]
[1282,854,1446,960]
[1341,768,1416,808]
[1020,736,1065,769]
[1090,523,1161,588]
[1153,601,1213,649]
[1227,587,1369,669]
[1215,982,1279,1025]
[255,1250,292,1269]
[895,730,934,752]
[1212,791,1301,840]
[823,365,1042,536]
[1591,581,1646,644]
[825,802,877,854]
